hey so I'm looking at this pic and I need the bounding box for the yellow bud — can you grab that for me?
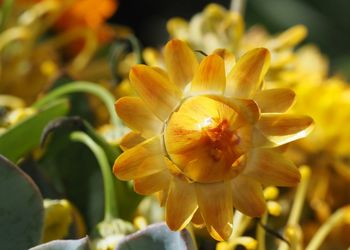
[267,201,282,216]
[133,216,148,230]
[263,186,279,200]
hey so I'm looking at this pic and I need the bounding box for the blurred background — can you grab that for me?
[112,0,350,80]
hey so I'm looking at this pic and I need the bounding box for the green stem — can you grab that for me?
[257,213,268,250]
[278,166,311,250]
[32,81,121,127]
[0,0,13,31]
[230,0,246,15]
[305,206,350,250]
[70,131,118,221]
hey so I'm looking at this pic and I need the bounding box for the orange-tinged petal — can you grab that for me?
[226,48,270,98]
[191,54,226,95]
[191,209,205,228]
[196,182,233,241]
[213,49,236,74]
[166,177,197,231]
[129,65,182,120]
[164,39,199,90]
[134,170,171,195]
[244,149,301,186]
[231,175,266,217]
[254,88,295,113]
[119,131,145,151]
[210,96,260,125]
[113,136,166,180]
[115,97,162,138]
[256,114,314,145]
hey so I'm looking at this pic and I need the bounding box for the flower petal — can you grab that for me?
[256,114,314,145]
[115,97,162,138]
[113,136,166,180]
[213,49,236,75]
[226,48,270,98]
[134,170,171,195]
[166,177,197,231]
[254,88,295,113]
[191,209,205,228]
[119,131,145,151]
[129,65,182,120]
[266,25,307,50]
[231,175,266,217]
[244,149,301,186]
[195,182,233,241]
[164,39,199,90]
[191,54,226,95]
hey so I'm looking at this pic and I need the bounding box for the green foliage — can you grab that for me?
[29,236,91,250]
[0,99,70,162]
[0,155,44,250]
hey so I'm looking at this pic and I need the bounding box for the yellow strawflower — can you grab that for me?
[113,39,313,241]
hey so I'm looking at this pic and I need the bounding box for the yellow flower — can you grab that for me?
[113,39,313,241]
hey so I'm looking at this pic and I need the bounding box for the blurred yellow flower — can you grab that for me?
[113,39,313,241]
[167,3,307,69]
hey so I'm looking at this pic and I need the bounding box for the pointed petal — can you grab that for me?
[115,97,162,138]
[119,131,145,151]
[164,39,199,90]
[226,48,270,98]
[231,175,266,217]
[254,88,295,113]
[113,136,166,180]
[191,54,226,95]
[166,177,197,231]
[257,114,314,145]
[196,182,233,241]
[134,170,171,195]
[244,149,301,186]
[267,25,307,50]
[129,65,182,120]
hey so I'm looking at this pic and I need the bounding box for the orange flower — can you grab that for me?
[113,40,313,241]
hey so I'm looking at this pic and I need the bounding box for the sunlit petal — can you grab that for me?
[166,177,197,230]
[254,88,295,113]
[191,54,226,95]
[196,182,233,241]
[129,65,182,120]
[244,149,301,186]
[115,97,162,138]
[164,39,199,90]
[226,48,270,98]
[231,175,266,217]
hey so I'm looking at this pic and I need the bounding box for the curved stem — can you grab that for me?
[0,0,13,31]
[257,213,268,250]
[305,206,350,250]
[278,166,311,250]
[31,81,121,127]
[70,131,118,221]
[0,26,31,52]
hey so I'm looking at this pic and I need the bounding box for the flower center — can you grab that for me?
[164,96,252,183]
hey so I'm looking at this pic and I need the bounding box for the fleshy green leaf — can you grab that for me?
[0,99,70,162]
[115,223,197,250]
[29,236,91,250]
[0,155,44,250]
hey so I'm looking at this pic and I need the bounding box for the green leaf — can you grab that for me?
[0,99,70,162]
[115,223,197,250]
[29,236,91,250]
[0,155,44,250]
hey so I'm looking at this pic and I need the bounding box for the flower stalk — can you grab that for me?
[32,81,121,127]
[70,131,118,221]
